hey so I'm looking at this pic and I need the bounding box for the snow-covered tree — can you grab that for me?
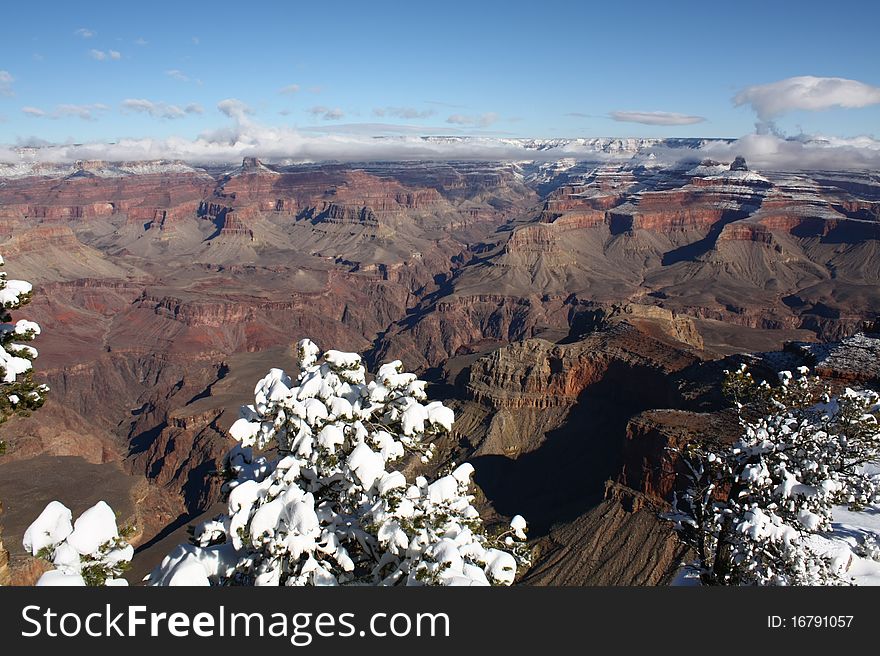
[0,252,48,451]
[148,339,530,586]
[667,365,880,585]
[23,500,134,586]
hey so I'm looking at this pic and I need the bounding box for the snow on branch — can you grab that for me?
[23,500,134,586]
[148,339,531,586]
[667,365,880,585]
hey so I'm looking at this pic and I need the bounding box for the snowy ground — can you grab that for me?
[672,501,880,586]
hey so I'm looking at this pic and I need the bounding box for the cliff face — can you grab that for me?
[466,324,698,410]
[433,322,704,544]
[0,169,213,225]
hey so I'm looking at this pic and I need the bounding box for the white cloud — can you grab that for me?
[5,109,880,170]
[54,104,110,120]
[734,76,880,121]
[696,132,880,170]
[373,106,436,119]
[134,37,148,46]
[21,106,46,117]
[0,130,534,165]
[122,99,203,119]
[217,98,253,120]
[166,69,190,82]
[0,71,13,97]
[309,106,345,121]
[609,110,705,125]
[446,112,498,127]
[75,28,96,39]
[279,84,300,94]
[89,49,121,62]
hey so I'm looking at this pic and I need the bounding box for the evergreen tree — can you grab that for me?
[148,339,530,586]
[667,365,880,585]
[0,252,47,448]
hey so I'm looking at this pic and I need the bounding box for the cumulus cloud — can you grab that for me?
[734,76,880,122]
[0,71,13,97]
[309,106,345,121]
[89,49,121,61]
[279,84,300,94]
[446,112,499,128]
[610,110,705,125]
[122,99,203,119]
[217,98,253,121]
[21,106,46,117]
[373,106,435,119]
[75,28,95,38]
[696,132,880,170]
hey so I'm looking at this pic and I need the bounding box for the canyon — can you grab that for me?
[0,153,878,584]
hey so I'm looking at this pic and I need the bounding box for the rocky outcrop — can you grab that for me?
[467,325,698,410]
[787,332,880,385]
[304,202,380,227]
[133,408,231,513]
[215,211,255,240]
[504,224,560,254]
[0,225,83,254]
[716,221,780,249]
[620,409,740,501]
[522,483,688,585]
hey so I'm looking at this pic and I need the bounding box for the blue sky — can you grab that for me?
[1,0,878,147]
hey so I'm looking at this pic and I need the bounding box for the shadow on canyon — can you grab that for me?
[470,360,684,536]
